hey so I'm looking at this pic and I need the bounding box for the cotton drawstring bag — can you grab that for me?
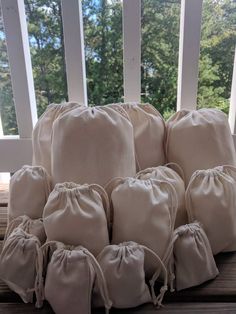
[186,167,236,254]
[32,102,81,175]
[0,228,43,305]
[136,163,187,227]
[43,244,112,314]
[107,177,178,274]
[172,222,219,291]
[51,105,136,186]
[94,241,168,309]
[166,109,236,184]
[8,165,51,221]
[4,215,46,245]
[43,182,110,256]
[117,103,166,170]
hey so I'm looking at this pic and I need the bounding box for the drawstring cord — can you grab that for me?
[84,249,112,313]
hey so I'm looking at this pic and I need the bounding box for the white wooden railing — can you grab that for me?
[0,0,235,172]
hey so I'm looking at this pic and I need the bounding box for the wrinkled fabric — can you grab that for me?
[186,167,236,254]
[166,109,236,184]
[43,182,110,256]
[44,245,112,314]
[8,165,51,221]
[173,222,219,291]
[32,102,81,175]
[117,103,166,170]
[136,164,186,227]
[52,105,136,186]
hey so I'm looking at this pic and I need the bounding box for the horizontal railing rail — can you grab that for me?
[0,0,235,172]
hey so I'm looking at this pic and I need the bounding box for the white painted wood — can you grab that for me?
[61,0,88,106]
[177,0,203,111]
[123,0,141,103]
[1,0,38,138]
[229,47,236,134]
[0,137,32,172]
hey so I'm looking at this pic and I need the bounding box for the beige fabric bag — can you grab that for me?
[32,102,80,175]
[8,165,51,221]
[43,182,110,256]
[51,105,136,186]
[5,215,46,245]
[186,167,236,254]
[166,109,236,184]
[43,244,112,314]
[136,163,187,228]
[95,241,168,309]
[0,228,43,305]
[118,103,166,170]
[172,222,219,291]
[107,177,178,273]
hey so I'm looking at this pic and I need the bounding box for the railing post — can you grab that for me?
[229,47,236,136]
[61,0,88,106]
[177,0,203,111]
[123,0,141,103]
[1,0,38,138]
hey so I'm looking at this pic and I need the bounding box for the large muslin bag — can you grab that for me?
[186,167,236,254]
[119,103,166,170]
[51,105,136,186]
[0,228,43,305]
[44,245,112,314]
[43,182,110,256]
[166,109,236,183]
[32,102,80,174]
[95,241,168,308]
[172,222,219,291]
[136,164,186,227]
[8,165,51,221]
[107,177,178,273]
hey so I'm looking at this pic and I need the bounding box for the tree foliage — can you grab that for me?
[0,0,235,135]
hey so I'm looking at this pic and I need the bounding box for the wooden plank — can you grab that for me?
[61,0,88,105]
[177,0,203,111]
[0,207,8,239]
[1,303,236,314]
[1,0,38,138]
[0,137,32,172]
[229,47,236,134]
[0,183,9,206]
[123,0,141,103]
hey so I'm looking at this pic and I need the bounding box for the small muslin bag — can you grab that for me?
[172,222,219,291]
[32,102,81,175]
[136,163,186,228]
[0,228,43,305]
[118,103,166,170]
[42,244,112,314]
[95,241,168,309]
[107,177,178,273]
[8,165,51,221]
[51,105,136,186]
[186,167,236,255]
[43,182,110,256]
[4,215,46,245]
[166,109,236,184]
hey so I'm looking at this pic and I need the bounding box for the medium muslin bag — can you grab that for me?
[43,182,110,256]
[166,109,236,183]
[108,178,178,272]
[186,168,236,254]
[4,215,46,245]
[95,241,168,309]
[136,164,186,227]
[32,102,81,174]
[173,222,219,291]
[8,165,51,221]
[51,105,136,186]
[0,228,43,305]
[119,103,166,170]
[44,245,112,314]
